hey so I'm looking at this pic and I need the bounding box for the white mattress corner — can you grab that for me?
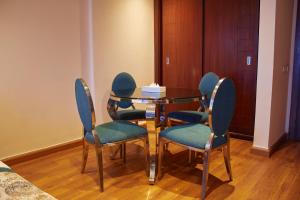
[0,161,10,169]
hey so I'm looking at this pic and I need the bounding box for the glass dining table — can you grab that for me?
[109,87,201,184]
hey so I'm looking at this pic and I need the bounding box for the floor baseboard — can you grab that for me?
[2,139,83,166]
[269,133,287,156]
[250,133,287,157]
[250,146,271,157]
[230,132,254,141]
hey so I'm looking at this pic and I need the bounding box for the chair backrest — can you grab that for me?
[112,72,136,109]
[199,72,219,107]
[209,78,236,139]
[75,79,95,132]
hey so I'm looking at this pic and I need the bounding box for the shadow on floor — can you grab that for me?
[157,149,235,199]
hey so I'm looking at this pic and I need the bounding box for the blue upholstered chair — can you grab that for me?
[75,78,149,192]
[168,72,219,125]
[158,78,236,199]
[107,72,146,121]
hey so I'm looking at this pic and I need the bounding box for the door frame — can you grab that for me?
[154,0,162,84]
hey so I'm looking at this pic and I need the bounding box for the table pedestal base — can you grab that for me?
[149,155,156,184]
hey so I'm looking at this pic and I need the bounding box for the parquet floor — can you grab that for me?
[10,138,300,200]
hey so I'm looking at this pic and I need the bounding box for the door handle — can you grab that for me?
[246,56,252,66]
[166,57,170,65]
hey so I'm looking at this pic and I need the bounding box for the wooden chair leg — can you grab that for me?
[158,138,164,179]
[95,145,104,192]
[201,151,210,200]
[122,143,126,164]
[223,145,233,181]
[81,139,89,173]
[143,137,150,176]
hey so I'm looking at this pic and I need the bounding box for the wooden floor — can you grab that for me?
[10,138,300,200]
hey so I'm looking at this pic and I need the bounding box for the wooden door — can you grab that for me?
[162,0,203,112]
[204,0,260,137]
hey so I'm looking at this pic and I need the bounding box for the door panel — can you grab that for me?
[204,0,259,136]
[162,0,203,112]
[158,0,259,136]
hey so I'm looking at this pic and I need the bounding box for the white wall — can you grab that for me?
[92,0,154,123]
[285,0,298,132]
[254,0,277,149]
[269,0,294,145]
[254,0,295,149]
[0,0,155,160]
[80,0,95,99]
[0,0,82,159]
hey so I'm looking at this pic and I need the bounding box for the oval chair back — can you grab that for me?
[199,72,219,108]
[112,72,136,109]
[75,79,95,133]
[209,78,236,147]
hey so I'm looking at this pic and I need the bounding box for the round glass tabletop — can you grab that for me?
[110,88,201,104]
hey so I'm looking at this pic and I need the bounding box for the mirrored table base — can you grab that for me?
[108,103,166,184]
[146,103,166,184]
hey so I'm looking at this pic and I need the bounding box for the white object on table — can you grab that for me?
[142,83,166,93]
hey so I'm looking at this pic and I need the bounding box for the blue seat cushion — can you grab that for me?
[160,124,226,149]
[84,120,147,144]
[168,111,208,123]
[116,109,146,120]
